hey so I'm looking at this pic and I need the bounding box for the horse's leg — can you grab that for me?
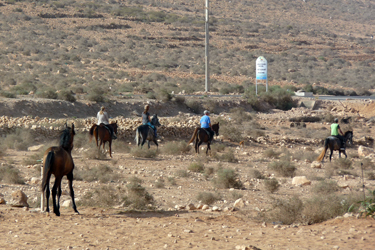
[141,132,147,149]
[52,177,62,216]
[206,142,210,155]
[67,172,79,214]
[109,140,112,158]
[197,140,203,154]
[343,150,347,159]
[57,185,62,212]
[329,148,334,162]
[45,173,52,213]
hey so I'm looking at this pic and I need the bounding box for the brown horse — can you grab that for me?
[188,123,220,155]
[41,123,78,216]
[89,121,118,158]
[316,131,353,162]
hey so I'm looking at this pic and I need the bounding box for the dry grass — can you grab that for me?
[74,164,121,183]
[196,192,220,205]
[80,185,126,208]
[130,147,158,158]
[0,165,25,184]
[268,160,296,178]
[188,162,204,173]
[264,178,280,193]
[213,167,243,189]
[162,141,191,155]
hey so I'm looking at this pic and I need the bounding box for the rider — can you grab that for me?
[97,106,117,139]
[142,104,157,138]
[331,118,345,150]
[200,110,214,143]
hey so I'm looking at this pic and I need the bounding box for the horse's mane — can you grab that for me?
[344,130,353,136]
[59,127,74,149]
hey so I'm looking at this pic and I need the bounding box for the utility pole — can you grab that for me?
[205,0,210,92]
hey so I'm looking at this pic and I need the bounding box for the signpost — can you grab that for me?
[256,56,268,95]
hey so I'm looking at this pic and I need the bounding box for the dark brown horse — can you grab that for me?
[41,123,78,216]
[89,121,118,158]
[188,123,220,155]
[316,131,353,162]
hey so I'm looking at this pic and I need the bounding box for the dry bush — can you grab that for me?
[293,150,318,162]
[130,147,158,158]
[162,141,191,155]
[112,139,132,153]
[228,107,253,124]
[167,177,177,186]
[80,185,126,207]
[123,177,154,210]
[213,167,243,189]
[0,165,25,184]
[366,171,375,180]
[312,180,339,195]
[204,167,214,179]
[268,161,296,177]
[1,128,34,151]
[82,143,108,159]
[230,191,243,200]
[214,149,238,163]
[331,158,352,170]
[74,165,121,183]
[57,90,76,102]
[185,99,201,114]
[249,169,265,179]
[175,169,189,178]
[359,158,375,170]
[263,149,280,159]
[267,195,303,225]
[219,122,244,143]
[188,162,204,173]
[211,143,225,152]
[264,178,280,193]
[196,192,220,205]
[154,179,165,188]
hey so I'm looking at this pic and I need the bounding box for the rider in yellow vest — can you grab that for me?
[331,118,345,150]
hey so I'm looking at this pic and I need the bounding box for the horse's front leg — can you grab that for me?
[343,150,347,159]
[197,141,203,154]
[109,141,112,158]
[206,142,210,155]
[329,149,334,162]
[67,172,79,214]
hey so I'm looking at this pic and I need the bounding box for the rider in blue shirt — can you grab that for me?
[200,110,214,142]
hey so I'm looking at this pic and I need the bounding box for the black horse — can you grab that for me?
[188,123,220,155]
[41,123,79,216]
[135,114,161,149]
[316,131,353,162]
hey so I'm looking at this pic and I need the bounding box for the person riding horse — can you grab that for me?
[200,110,214,143]
[97,106,117,139]
[142,104,157,138]
[331,118,345,150]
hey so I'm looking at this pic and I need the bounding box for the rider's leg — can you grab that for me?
[154,127,157,138]
[107,125,117,139]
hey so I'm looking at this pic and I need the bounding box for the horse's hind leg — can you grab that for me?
[44,173,52,213]
[109,141,112,158]
[153,139,159,149]
[206,142,211,155]
[67,172,79,214]
[52,177,62,216]
[329,149,334,162]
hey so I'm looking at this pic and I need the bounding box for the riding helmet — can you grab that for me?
[204,110,210,115]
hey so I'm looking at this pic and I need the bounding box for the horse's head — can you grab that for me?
[151,114,161,127]
[345,130,353,146]
[212,122,220,136]
[60,123,75,152]
[111,121,118,134]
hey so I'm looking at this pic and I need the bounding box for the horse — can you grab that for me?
[89,121,118,158]
[316,131,353,162]
[188,123,220,155]
[41,123,78,216]
[135,114,161,149]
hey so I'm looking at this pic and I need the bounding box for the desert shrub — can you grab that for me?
[213,168,243,189]
[263,149,280,158]
[268,161,296,177]
[218,119,243,142]
[0,165,25,184]
[268,195,303,225]
[366,171,375,180]
[1,128,34,151]
[162,141,191,155]
[312,180,339,195]
[293,150,318,162]
[87,87,108,102]
[175,169,189,178]
[230,191,243,200]
[130,147,158,158]
[249,169,265,179]
[80,185,126,207]
[228,107,252,124]
[203,100,217,114]
[204,167,214,179]
[36,89,58,99]
[185,99,201,114]
[58,90,76,102]
[188,162,204,173]
[173,95,185,104]
[323,112,334,123]
[360,158,375,170]
[0,91,16,98]
[168,177,177,186]
[123,177,154,209]
[211,143,225,152]
[74,165,121,183]
[196,192,220,205]
[332,158,352,170]
[355,189,375,218]
[156,88,172,102]
[154,179,165,188]
[214,149,238,163]
[264,178,280,193]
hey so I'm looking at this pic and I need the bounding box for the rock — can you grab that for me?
[212,206,221,211]
[201,205,209,210]
[311,161,322,169]
[27,144,45,151]
[186,203,196,210]
[292,176,311,186]
[0,193,5,204]
[30,177,40,185]
[234,198,246,208]
[175,205,185,210]
[358,146,374,157]
[62,200,72,207]
[10,190,29,207]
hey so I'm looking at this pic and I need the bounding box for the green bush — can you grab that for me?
[36,89,58,99]
[58,90,76,102]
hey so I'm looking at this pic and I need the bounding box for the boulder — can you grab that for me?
[0,193,5,204]
[358,146,375,157]
[311,161,322,169]
[62,200,72,207]
[10,190,29,207]
[233,198,246,208]
[27,144,45,151]
[292,176,311,186]
[186,203,196,210]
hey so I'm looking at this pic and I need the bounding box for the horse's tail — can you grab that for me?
[89,125,95,142]
[135,127,140,145]
[188,128,199,144]
[41,151,54,192]
[316,138,329,162]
